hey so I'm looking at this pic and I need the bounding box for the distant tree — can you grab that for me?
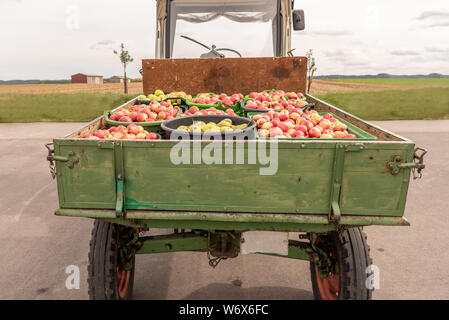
[113,43,134,94]
[306,49,317,93]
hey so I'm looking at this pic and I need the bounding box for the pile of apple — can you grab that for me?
[245,97,309,111]
[109,101,181,123]
[248,90,305,101]
[138,90,192,102]
[189,93,244,106]
[183,106,237,116]
[83,124,160,140]
[254,109,357,139]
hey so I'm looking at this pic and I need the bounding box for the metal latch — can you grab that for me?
[115,174,125,216]
[45,143,79,178]
[412,147,427,179]
[387,148,426,179]
[45,143,56,179]
[331,183,341,222]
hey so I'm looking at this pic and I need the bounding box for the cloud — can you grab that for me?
[390,50,419,56]
[320,49,371,68]
[303,30,353,37]
[323,50,346,57]
[426,46,449,53]
[97,40,115,46]
[415,10,449,28]
[90,40,116,50]
[428,21,449,27]
[425,46,449,61]
[416,11,449,20]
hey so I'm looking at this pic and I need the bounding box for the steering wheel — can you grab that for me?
[215,48,242,58]
[180,35,242,58]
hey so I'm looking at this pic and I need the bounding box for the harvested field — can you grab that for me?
[309,79,449,95]
[0,79,428,96]
[0,83,144,95]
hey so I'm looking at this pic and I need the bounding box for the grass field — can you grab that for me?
[316,87,449,120]
[0,92,134,122]
[328,78,449,86]
[0,79,448,122]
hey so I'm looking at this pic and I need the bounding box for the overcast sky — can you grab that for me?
[1,0,449,80]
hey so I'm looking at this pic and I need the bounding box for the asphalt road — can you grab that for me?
[0,121,448,300]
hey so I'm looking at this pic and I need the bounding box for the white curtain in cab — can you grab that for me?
[173,0,277,23]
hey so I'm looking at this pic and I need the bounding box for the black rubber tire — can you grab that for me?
[310,227,373,300]
[87,220,135,300]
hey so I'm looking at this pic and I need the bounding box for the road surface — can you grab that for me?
[0,121,448,299]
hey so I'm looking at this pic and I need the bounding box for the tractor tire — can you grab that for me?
[310,227,373,300]
[87,220,135,300]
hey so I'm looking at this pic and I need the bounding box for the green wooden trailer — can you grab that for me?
[47,67,425,299]
[47,1,426,300]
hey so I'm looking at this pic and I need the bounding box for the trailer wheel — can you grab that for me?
[87,220,135,300]
[310,227,373,300]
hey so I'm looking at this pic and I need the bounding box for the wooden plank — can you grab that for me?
[142,57,308,95]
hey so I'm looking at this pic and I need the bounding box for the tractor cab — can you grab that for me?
[155,0,305,58]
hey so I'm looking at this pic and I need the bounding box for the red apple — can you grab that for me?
[127,124,139,135]
[308,127,321,138]
[258,129,270,138]
[146,132,159,140]
[278,123,289,133]
[93,130,107,139]
[136,113,148,122]
[319,119,331,130]
[119,116,132,123]
[261,122,273,130]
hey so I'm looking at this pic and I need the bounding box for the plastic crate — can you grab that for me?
[103,109,183,133]
[186,93,241,111]
[240,99,315,114]
[249,112,377,141]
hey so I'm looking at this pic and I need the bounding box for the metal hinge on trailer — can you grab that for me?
[387,147,427,179]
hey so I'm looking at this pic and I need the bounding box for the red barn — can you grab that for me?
[71,73,103,84]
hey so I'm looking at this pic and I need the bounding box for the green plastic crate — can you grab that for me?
[185,92,241,111]
[103,109,183,133]
[248,112,377,141]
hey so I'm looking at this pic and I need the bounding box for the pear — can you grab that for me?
[189,125,202,133]
[177,125,189,131]
[232,123,248,130]
[193,121,206,127]
[217,119,232,127]
[205,127,220,133]
[154,89,164,97]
